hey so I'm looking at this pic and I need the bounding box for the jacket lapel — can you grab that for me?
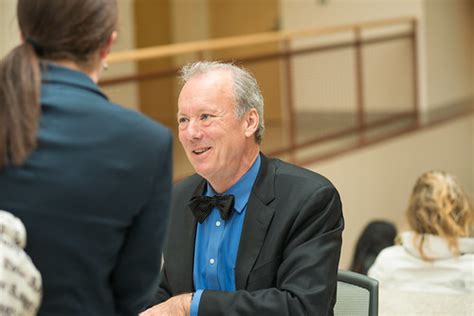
[235,155,276,289]
[179,208,197,291]
[171,178,206,292]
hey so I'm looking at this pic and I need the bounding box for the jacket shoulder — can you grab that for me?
[270,157,335,191]
[109,103,171,140]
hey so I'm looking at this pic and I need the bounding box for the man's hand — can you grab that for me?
[140,293,193,316]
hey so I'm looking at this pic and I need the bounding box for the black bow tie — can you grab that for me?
[189,195,235,223]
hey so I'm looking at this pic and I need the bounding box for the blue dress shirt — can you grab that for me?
[190,155,261,316]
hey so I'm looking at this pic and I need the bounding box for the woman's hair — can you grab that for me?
[0,0,117,169]
[406,170,473,260]
[350,220,397,275]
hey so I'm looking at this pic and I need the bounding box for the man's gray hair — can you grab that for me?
[179,61,265,144]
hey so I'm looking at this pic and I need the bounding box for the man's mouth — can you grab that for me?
[192,147,211,155]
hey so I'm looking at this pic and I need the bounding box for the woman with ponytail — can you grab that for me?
[0,1,172,315]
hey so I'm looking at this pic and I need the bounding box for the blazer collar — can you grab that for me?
[41,63,108,100]
[175,178,205,291]
[235,154,276,289]
[248,153,276,205]
[191,178,207,198]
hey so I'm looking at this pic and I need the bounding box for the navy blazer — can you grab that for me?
[0,64,172,315]
[156,155,344,315]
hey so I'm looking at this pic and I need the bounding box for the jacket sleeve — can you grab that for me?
[198,185,344,316]
[153,263,173,304]
[111,131,173,315]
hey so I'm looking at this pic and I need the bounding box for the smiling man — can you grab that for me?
[141,61,344,316]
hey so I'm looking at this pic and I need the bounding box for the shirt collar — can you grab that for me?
[205,154,261,214]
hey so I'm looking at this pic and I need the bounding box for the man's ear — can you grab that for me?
[99,31,118,60]
[244,108,259,138]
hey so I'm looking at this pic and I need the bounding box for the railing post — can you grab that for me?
[354,27,366,144]
[411,19,420,126]
[283,39,297,163]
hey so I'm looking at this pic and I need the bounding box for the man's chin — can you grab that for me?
[191,163,213,178]
[195,169,212,180]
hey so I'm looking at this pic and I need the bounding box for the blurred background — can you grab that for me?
[1,0,472,269]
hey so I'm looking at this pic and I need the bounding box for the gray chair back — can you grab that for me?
[334,270,378,316]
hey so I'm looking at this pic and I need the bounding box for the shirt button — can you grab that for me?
[209,258,215,265]
[215,221,221,227]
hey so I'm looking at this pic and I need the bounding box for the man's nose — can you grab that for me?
[186,120,203,140]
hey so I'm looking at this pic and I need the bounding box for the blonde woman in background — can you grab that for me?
[368,171,473,293]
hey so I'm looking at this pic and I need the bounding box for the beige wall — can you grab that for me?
[280,0,423,30]
[0,0,20,57]
[170,0,211,103]
[101,0,139,110]
[281,0,473,113]
[424,0,473,109]
[171,0,209,44]
[308,114,474,268]
[281,0,424,113]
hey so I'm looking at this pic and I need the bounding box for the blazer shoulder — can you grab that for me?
[271,158,335,190]
[109,102,172,141]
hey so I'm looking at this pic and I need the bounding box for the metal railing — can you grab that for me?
[100,16,420,178]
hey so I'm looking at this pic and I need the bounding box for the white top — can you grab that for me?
[368,231,474,294]
[378,289,474,316]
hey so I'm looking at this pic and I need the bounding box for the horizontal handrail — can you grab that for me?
[107,16,415,64]
[100,32,413,87]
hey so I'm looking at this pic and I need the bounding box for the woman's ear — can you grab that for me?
[244,108,259,138]
[99,31,118,59]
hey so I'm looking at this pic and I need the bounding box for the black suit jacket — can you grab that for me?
[156,155,344,315]
[0,64,172,315]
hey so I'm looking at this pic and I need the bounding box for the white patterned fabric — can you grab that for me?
[0,210,42,315]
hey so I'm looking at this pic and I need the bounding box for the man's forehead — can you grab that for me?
[185,69,233,89]
[180,73,234,101]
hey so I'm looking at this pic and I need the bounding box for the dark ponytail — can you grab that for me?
[0,0,117,170]
[0,42,41,169]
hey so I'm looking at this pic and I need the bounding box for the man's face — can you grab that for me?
[177,71,253,186]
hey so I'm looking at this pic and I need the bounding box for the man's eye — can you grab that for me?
[201,114,210,120]
[178,117,188,124]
